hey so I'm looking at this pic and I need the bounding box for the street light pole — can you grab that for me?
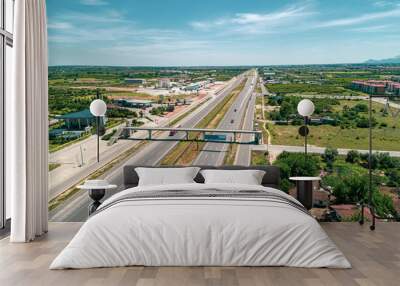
[96,90,100,163]
[304,116,308,157]
[90,90,107,164]
[297,99,314,163]
[368,94,374,230]
[96,116,100,163]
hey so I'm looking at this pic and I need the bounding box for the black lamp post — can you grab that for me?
[89,90,107,163]
[297,99,315,158]
[359,94,399,231]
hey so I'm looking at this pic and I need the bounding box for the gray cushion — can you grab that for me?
[123,165,281,189]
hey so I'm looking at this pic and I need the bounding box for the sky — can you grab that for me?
[47,0,400,66]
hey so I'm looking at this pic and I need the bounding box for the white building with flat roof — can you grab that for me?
[159,78,171,89]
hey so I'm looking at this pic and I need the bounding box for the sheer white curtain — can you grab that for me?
[8,0,48,242]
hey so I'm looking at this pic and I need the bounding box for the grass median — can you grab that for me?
[167,97,210,127]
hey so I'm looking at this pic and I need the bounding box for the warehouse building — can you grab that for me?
[124,78,146,84]
[56,109,106,130]
[115,99,153,108]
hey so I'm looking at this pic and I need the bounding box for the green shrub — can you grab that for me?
[322,148,339,172]
[387,169,400,187]
[273,152,320,192]
[346,150,361,163]
[101,129,116,141]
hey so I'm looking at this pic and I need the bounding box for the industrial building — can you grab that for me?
[115,99,153,108]
[56,109,106,130]
[124,78,146,84]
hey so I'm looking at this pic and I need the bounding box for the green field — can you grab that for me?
[267,83,367,97]
[251,151,269,165]
[269,100,400,151]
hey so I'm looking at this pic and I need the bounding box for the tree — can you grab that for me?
[273,152,320,192]
[387,169,400,187]
[323,171,397,219]
[323,148,338,163]
[376,153,398,170]
[279,101,295,122]
[346,150,360,163]
[356,116,377,128]
[322,148,338,172]
[323,173,369,204]
[360,153,379,169]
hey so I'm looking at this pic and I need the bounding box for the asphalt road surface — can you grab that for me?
[194,72,257,166]
[50,72,250,222]
[235,92,257,166]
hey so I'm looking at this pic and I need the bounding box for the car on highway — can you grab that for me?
[169,125,181,136]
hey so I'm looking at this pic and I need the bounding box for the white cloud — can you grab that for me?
[348,24,391,33]
[48,0,400,66]
[318,8,400,28]
[190,3,313,35]
[80,0,108,6]
[373,1,400,8]
[48,25,181,44]
[48,22,73,30]
[50,10,126,26]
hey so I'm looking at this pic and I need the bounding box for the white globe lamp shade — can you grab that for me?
[297,99,315,117]
[90,99,107,117]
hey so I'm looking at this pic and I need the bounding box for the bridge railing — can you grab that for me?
[116,127,263,145]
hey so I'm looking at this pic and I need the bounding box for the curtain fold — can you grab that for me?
[9,0,48,242]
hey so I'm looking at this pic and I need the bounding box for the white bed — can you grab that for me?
[50,183,351,269]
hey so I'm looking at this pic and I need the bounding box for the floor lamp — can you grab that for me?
[90,97,107,163]
[297,99,315,157]
[360,94,399,231]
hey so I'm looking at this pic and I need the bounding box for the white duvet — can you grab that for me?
[50,183,351,269]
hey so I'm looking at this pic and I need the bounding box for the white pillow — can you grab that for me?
[135,167,200,186]
[200,169,265,185]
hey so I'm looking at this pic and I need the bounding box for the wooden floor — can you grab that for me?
[0,222,399,286]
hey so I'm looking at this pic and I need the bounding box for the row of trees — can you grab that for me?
[268,96,340,122]
[106,108,137,118]
[345,150,400,187]
[49,87,104,115]
[273,150,398,219]
[150,105,175,116]
[267,95,387,129]
[267,83,345,95]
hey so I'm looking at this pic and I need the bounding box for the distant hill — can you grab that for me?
[365,55,400,64]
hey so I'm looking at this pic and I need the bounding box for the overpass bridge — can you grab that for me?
[115,127,263,145]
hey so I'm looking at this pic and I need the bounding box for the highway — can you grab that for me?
[235,93,257,165]
[193,71,257,166]
[50,72,249,222]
